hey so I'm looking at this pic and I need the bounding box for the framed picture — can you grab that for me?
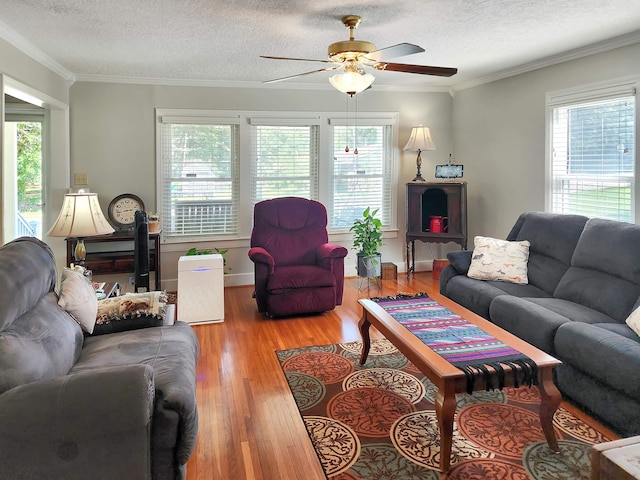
[435,164,464,178]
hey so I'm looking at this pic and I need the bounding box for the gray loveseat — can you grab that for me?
[0,237,200,479]
[439,212,640,436]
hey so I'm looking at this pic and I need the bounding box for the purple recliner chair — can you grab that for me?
[248,197,348,317]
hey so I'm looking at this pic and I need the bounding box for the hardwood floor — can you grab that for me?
[184,272,615,480]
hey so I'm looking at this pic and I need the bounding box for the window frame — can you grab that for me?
[545,77,639,222]
[156,109,398,244]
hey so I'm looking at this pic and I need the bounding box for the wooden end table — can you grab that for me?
[358,293,562,473]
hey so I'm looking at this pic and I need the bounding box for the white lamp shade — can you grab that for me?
[403,126,436,151]
[329,71,375,95]
[47,193,115,238]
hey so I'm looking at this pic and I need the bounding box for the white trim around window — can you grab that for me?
[156,109,399,243]
[545,76,639,222]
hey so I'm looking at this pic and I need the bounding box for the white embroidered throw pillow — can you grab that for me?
[467,236,530,284]
[58,267,98,334]
[626,307,640,338]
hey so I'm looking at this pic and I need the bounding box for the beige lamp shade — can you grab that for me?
[403,126,436,152]
[403,126,436,182]
[47,193,114,264]
[47,193,114,238]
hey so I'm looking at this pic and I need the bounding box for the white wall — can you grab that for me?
[452,42,640,241]
[69,82,454,288]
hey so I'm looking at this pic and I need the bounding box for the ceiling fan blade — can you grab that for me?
[376,62,458,77]
[365,43,425,62]
[261,55,334,64]
[263,66,342,84]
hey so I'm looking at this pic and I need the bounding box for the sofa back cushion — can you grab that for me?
[0,237,83,394]
[554,218,640,322]
[507,212,588,295]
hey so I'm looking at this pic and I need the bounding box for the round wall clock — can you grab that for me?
[108,193,145,230]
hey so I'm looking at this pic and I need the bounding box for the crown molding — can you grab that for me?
[72,73,453,94]
[454,30,640,92]
[0,19,75,83]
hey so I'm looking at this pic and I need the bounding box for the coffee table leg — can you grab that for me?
[358,313,372,365]
[537,368,561,452]
[435,386,457,472]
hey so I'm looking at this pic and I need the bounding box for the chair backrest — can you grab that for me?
[251,197,329,266]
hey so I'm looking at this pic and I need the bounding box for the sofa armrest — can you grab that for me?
[446,250,473,274]
[248,246,275,269]
[0,364,154,480]
[316,243,348,259]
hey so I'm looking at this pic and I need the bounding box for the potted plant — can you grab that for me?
[185,247,231,274]
[350,207,383,277]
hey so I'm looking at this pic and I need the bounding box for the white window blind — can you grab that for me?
[250,122,319,207]
[329,120,395,230]
[550,93,635,222]
[159,120,239,239]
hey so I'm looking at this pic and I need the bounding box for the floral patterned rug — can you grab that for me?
[276,339,613,480]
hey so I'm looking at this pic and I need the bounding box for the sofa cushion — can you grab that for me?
[443,274,549,319]
[554,218,640,322]
[70,321,199,464]
[595,322,640,342]
[0,293,83,394]
[555,322,640,401]
[0,237,57,332]
[467,236,530,284]
[489,296,572,353]
[507,212,588,294]
[268,264,336,293]
[58,268,98,334]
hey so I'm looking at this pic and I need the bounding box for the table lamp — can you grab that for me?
[47,192,115,264]
[403,126,436,182]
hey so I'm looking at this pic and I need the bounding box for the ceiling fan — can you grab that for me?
[261,15,457,94]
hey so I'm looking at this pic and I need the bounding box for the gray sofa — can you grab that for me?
[439,212,640,436]
[0,237,200,480]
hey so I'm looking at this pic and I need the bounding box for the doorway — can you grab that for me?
[4,96,44,239]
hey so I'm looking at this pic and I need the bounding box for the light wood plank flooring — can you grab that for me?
[184,272,615,480]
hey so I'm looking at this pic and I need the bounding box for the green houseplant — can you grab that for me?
[349,207,383,277]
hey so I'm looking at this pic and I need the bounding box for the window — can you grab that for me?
[158,115,240,240]
[250,118,319,207]
[157,110,397,241]
[329,120,395,230]
[548,80,637,222]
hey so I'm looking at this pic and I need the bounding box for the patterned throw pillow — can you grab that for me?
[467,236,530,284]
[93,291,167,335]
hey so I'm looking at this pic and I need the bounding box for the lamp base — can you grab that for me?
[74,238,86,265]
[412,174,426,182]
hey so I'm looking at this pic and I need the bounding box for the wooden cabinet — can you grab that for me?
[406,182,467,275]
[65,231,162,290]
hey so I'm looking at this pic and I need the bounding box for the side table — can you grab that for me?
[590,435,640,480]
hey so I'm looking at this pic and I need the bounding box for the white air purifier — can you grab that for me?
[178,254,224,324]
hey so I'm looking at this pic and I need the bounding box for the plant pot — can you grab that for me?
[357,253,382,278]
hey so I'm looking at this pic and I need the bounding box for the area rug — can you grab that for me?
[276,339,613,480]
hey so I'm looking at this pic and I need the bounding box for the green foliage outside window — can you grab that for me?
[16,122,42,212]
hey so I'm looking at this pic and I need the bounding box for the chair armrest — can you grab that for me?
[446,250,473,274]
[248,246,275,267]
[316,243,348,260]
[0,364,154,480]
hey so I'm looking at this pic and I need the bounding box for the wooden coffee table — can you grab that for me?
[358,292,562,473]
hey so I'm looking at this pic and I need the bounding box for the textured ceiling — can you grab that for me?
[1,0,640,90]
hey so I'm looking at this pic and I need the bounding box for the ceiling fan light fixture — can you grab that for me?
[329,70,375,95]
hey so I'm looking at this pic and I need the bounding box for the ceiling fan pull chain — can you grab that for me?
[354,94,359,155]
[345,93,350,152]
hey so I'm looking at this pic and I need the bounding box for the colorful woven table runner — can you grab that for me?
[371,294,538,393]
